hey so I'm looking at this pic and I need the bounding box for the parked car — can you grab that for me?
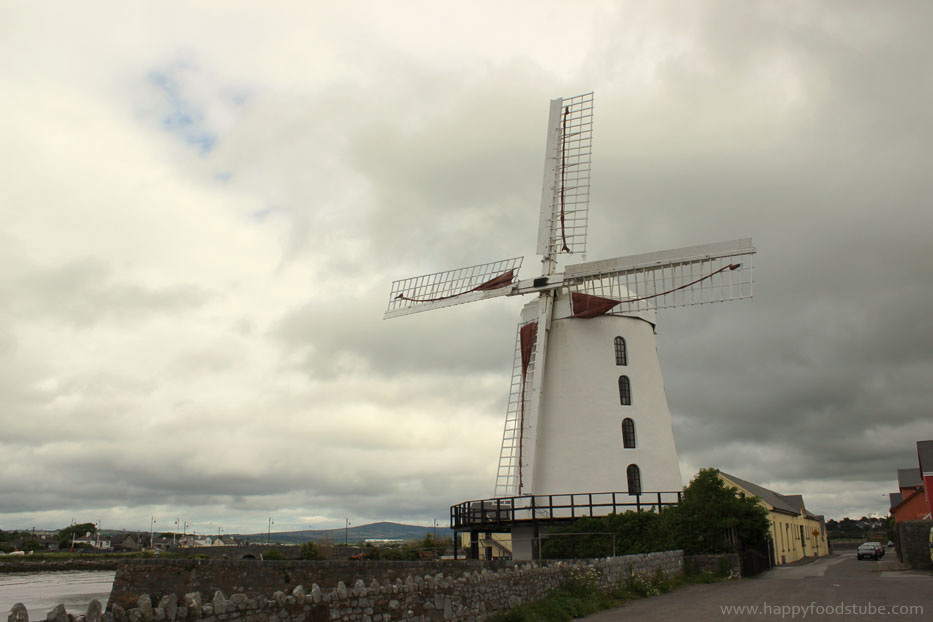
[857,542,881,560]
[867,541,884,557]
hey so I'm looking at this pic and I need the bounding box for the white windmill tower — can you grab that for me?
[385,93,755,560]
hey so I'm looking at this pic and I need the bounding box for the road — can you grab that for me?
[584,551,931,621]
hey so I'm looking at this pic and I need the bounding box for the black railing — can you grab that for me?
[450,490,682,530]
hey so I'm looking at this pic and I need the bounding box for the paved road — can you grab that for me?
[584,551,931,621]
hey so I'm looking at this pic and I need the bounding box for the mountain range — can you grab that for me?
[235,521,452,544]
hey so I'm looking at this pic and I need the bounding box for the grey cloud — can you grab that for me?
[1,258,212,327]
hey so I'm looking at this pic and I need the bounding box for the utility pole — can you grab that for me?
[149,517,156,551]
[345,518,350,557]
[267,517,274,545]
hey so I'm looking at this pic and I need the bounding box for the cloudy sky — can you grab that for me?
[1,0,930,535]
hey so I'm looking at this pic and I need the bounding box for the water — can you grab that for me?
[0,571,115,616]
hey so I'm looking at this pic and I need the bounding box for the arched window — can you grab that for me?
[627,464,642,495]
[618,375,632,405]
[614,336,627,365]
[622,418,636,448]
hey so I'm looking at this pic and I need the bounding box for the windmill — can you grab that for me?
[385,92,755,559]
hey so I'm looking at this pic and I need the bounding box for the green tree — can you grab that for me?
[58,522,97,548]
[671,468,770,554]
[541,468,769,559]
[299,540,323,560]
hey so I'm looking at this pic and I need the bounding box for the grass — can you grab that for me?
[489,568,733,622]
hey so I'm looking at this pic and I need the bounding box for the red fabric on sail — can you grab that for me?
[571,292,621,318]
[473,269,515,291]
[517,321,538,494]
[519,322,538,377]
[395,269,515,303]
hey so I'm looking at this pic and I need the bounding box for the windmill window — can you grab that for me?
[614,337,627,365]
[622,418,636,448]
[618,376,632,405]
[627,464,642,495]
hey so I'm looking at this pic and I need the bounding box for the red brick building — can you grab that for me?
[889,441,933,523]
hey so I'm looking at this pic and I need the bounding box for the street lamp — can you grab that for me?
[268,517,274,545]
[149,517,156,551]
[345,518,351,557]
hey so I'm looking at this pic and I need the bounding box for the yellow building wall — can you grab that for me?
[458,532,512,559]
[721,475,829,566]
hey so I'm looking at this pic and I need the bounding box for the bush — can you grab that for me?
[263,549,283,560]
[542,468,770,559]
[299,541,323,560]
[563,566,599,598]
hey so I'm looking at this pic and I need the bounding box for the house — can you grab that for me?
[918,440,933,518]
[890,441,933,523]
[719,472,829,566]
[72,533,112,550]
[112,534,140,551]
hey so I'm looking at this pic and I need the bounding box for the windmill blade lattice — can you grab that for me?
[565,239,755,314]
[494,321,534,498]
[384,257,523,319]
[537,92,594,260]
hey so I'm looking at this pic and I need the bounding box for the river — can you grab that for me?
[0,571,114,616]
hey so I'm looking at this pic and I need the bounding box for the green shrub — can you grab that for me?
[299,541,323,560]
[263,549,283,560]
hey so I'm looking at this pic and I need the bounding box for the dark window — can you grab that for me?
[618,375,632,405]
[622,418,636,448]
[627,464,642,495]
[614,336,627,365]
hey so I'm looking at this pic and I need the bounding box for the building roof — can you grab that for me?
[891,488,924,514]
[897,467,923,489]
[890,492,904,508]
[778,494,805,513]
[918,441,933,476]
[719,472,801,516]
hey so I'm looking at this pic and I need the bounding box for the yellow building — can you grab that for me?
[720,472,829,565]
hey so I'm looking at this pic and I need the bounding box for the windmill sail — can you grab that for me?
[564,238,755,314]
[494,322,532,497]
[384,257,523,319]
[536,92,594,262]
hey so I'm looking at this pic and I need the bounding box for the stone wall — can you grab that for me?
[683,554,741,577]
[895,520,932,570]
[107,559,513,609]
[87,551,681,622]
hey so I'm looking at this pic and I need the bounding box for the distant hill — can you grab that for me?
[234,521,453,544]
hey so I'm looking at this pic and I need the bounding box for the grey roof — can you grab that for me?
[779,494,805,513]
[719,472,801,516]
[897,467,922,489]
[889,492,904,508]
[918,440,933,475]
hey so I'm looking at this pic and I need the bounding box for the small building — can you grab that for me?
[72,533,111,550]
[889,441,932,523]
[112,534,140,552]
[719,472,829,566]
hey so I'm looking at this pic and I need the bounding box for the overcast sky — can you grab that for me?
[1,1,930,535]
